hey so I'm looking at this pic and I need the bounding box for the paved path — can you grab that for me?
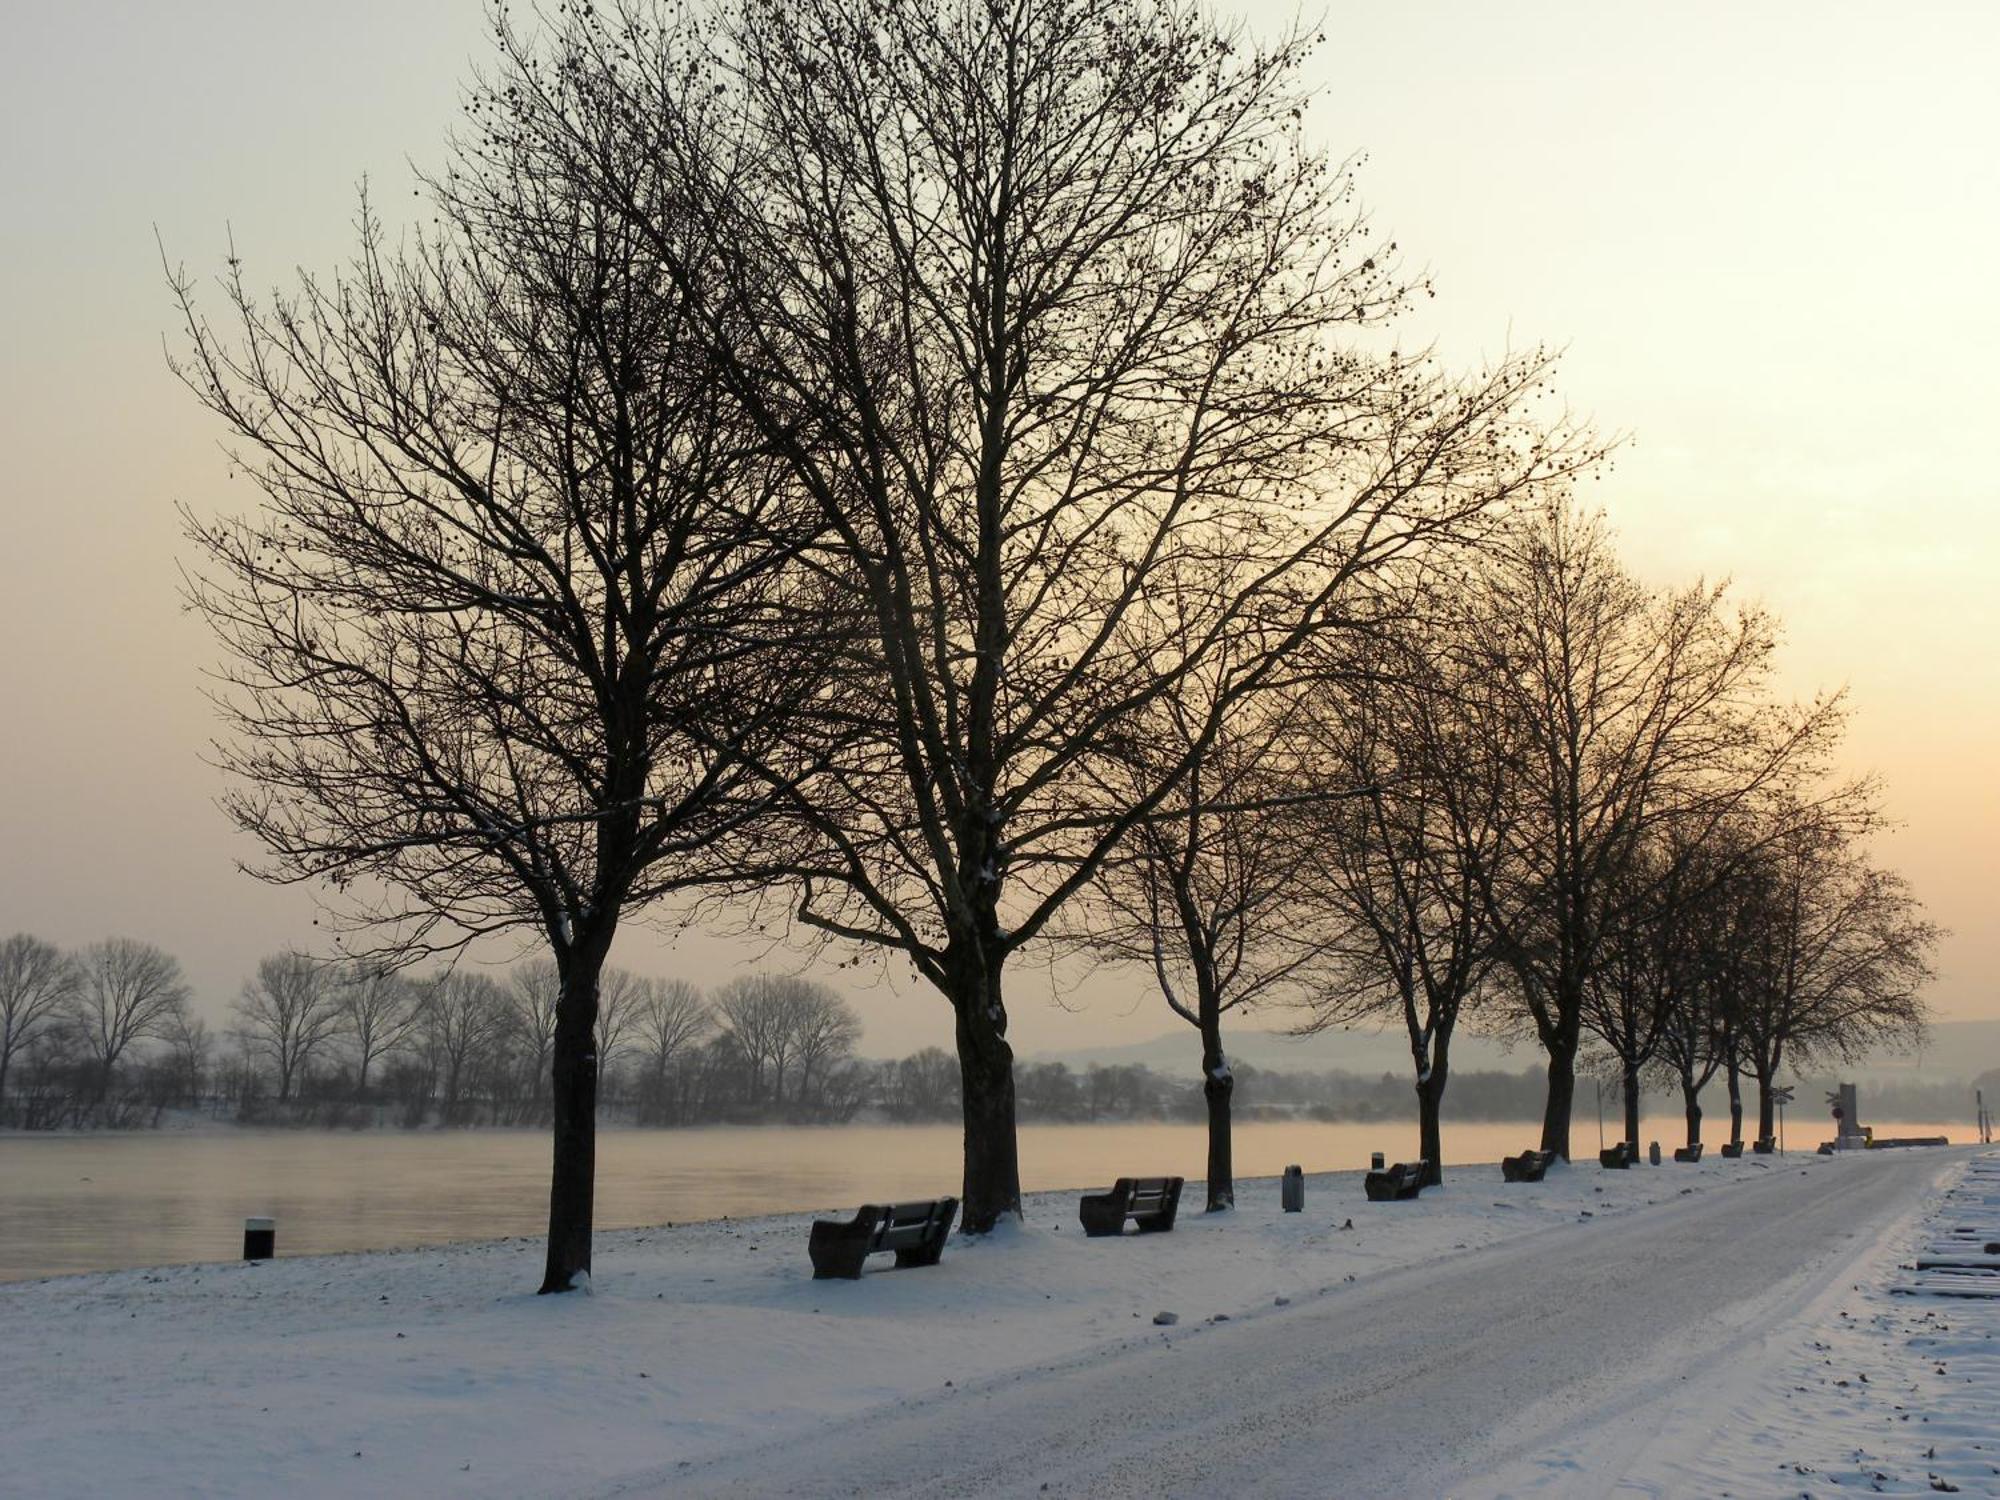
[610,1153,1939,1499]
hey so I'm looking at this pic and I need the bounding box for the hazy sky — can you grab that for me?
[2,2,1995,1056]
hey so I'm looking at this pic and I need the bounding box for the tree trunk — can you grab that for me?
[1201,1021,1234,1211]
[540,938,610,1295]
[1756,1067,1777,1144]
[1681,1073,1703,1149]
[949,946,1021,1233]
[1726,1058,1744,1146]
[1538,1038,1577,1160]
[1621,1061,1641,1149]
[1408,1018,1453,1187]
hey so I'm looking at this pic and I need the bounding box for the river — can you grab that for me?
[0,1115,1963,1281]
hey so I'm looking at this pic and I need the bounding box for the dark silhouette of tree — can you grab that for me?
[1081,685,1333,1210]
[171,33,829,1290]
[1300,612,1509,1183]
[516,0,1590,1228]
[632,977,708,1125]
[0,934,77,1116]
[421,971,510,1123]
[233,951,343,1102]
[1460,501,1836,1159]
[70,938,191,1103]
[337,964,422,1098]
[1730,807,1937,1142]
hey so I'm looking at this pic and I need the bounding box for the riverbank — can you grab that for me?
[2,1149,1965,1499]
[0,1117,1968,1282]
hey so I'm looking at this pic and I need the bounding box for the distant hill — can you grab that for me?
[1025,1024,1539,1079]
[1027,1019,2000,1084]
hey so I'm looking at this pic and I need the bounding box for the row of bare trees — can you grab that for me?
[1077,499,1937,1205]
[168,0,1929,1291]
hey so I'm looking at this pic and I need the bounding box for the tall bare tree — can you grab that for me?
[1081,684,1333,1210]
[172,31,830,1289]
[1300,612,1509,1183]
[0,934,77,1115]
[517,0,1590,1227]
[70,938,191,1101]
[233,951,344,1102]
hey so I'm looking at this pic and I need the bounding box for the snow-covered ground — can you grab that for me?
[0,1149,1984,1499]
[1591,1151,2000,1498]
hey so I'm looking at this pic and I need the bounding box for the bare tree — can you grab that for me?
[1460,501,1838,1159]
[1300,615,1509,1183]
[593,967,642,1078]
[1081,686,1333,1210]
[0,934,78,1116]
[233,951,344,1102]
[632,977,709,1124]
[162,1007,215,1112]
[1644,844,1734,1151]
[70,938,191,1102]
[337,965,423,1097]
[1731,808,1937,1143]
[712,976,789,1107]
[786,983,861,1112]
[421,971,510,1122]
[885,1047,961,1122]
[711,973,851,1109]
[522,0,1589,1228]
[506,958,563,1116]
[171,21,830,1290]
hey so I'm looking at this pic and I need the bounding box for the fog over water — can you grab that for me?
[0,1118,1967,1282]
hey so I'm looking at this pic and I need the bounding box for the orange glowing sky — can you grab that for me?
[2,1,1994,1052]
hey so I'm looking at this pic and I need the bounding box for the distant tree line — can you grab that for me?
[0,942,871,1131]
[6,926,1972,1137]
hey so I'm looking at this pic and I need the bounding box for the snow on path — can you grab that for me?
[1582,1150,2000,1498]
[622,1152,1950,1500]
[0,1148,1956,1499]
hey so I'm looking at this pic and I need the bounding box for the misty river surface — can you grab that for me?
[0,1115,1960,1281]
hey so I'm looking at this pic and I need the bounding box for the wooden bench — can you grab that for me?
[1719,1141,1745,1159]
[1079,1176,1184,1237]
[808,1198,957,1279]
[1502,1148,1555,1183]
[1364,1160,1428,1201]
[1672,1143,1704,1164]
[1599,1142,1637,1169]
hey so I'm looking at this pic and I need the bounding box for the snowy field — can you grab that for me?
[0,1149,1988,1498]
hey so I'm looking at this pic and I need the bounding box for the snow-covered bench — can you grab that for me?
[1364,1160,1428,1201]
[1672,1143,1704,1163]
[1598,1142,1637,1169]
[808,1198,957,1279]
[1501,1149,1555,1183]
[1078,1176,1184,1237]
[1719,1141,1745,1159]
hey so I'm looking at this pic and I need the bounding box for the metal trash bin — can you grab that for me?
[1281,1164,1304,1213]
[243,1216,276,1261]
